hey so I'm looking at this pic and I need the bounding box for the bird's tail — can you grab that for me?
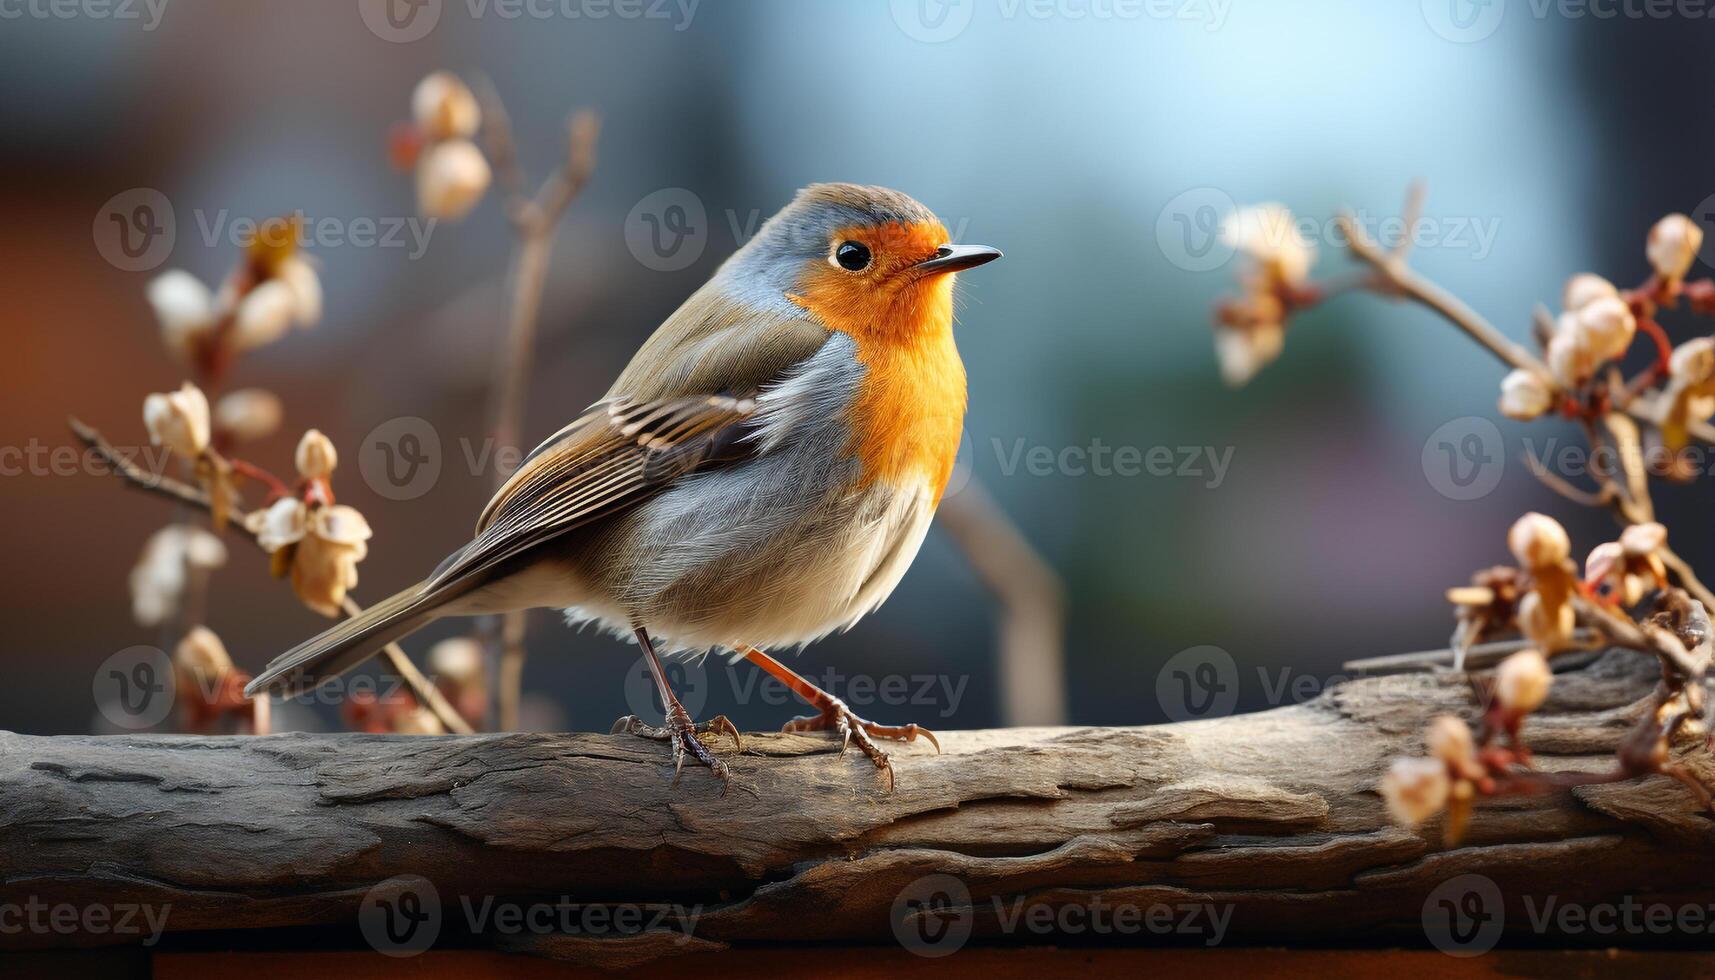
[244,579,452,698]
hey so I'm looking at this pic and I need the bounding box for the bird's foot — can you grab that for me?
[782,697,941,791]
[612,707,743,792]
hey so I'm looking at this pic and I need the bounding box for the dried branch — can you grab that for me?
[69,417,474,735]
[473,85,602,732]
[936,481,1067,726]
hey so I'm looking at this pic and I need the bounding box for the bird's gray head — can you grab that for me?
[715,183,1001,314]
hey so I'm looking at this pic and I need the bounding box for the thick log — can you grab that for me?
[2,648,1713,967]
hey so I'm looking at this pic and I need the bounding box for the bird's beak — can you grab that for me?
[913,243,1003,276]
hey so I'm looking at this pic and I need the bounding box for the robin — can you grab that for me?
[246,183,1002,788]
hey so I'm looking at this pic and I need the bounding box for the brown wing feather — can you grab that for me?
[431,299,830,590]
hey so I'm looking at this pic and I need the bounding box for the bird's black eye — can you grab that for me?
[833,240,871,271]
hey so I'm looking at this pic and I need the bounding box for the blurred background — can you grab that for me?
[5,0,1714,736]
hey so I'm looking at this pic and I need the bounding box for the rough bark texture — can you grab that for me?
[3,649,1712,967]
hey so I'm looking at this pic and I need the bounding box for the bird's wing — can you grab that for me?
[428,302,830,590]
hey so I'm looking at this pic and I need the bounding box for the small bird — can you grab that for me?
[246,184,1001,787]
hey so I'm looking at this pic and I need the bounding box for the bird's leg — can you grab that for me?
[611,628,742,790]
[738,645,940,791]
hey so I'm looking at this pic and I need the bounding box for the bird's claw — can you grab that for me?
[782,697,940,791]
[612,707,743,792]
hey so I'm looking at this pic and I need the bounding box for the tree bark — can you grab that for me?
[2,648,1712,967]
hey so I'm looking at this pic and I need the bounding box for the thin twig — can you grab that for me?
[935,481,1067,725]
[473,86,602,731]
[71,417,473,735]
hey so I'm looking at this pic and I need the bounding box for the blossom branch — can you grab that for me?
[70,416,474,735]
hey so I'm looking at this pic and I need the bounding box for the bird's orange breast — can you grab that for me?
[790,230,967,503]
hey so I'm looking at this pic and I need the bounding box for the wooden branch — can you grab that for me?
[936,481,1067,725]
[4,648,1711,965]
[68,417,474,736]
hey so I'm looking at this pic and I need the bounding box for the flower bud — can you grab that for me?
[1495,649,1552,715]
[174,625,234,692]
[1507,512,1570,569]
[391,706,447,735]
[1562,273,1619,313]
[1518,590,1575,652]
[143,382,211,458]
[1573,295,1636,363]
[1220,204,1315,284]
[417,139,492,221]
[1498,368,1553,421]
[412,71,482,141]
[1546,326,1596,388]
[276,255,322,327]
[146,270,217,357]
[295,429,338,481]
[1425,715,1475,768]
[1670,337,1715,386]
[1647,213,1702,284]
[1379,757,1450,829]
[429,637,485,686]
[1214,322,1285,388]
[1619,521,1666,557]
[214,389,284,443]
[232,280,297,351]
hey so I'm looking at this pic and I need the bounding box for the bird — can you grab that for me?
[246,183,1002,788]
